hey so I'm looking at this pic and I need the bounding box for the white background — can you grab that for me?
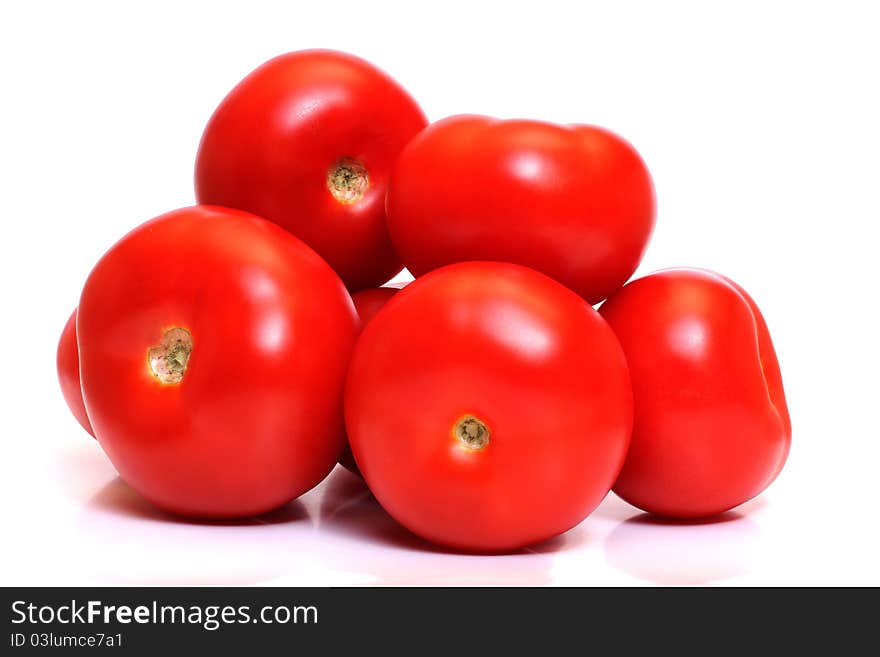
[1,0,878,585]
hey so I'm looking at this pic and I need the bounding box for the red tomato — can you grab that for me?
[353,285,404,327]
[57,308,94,437]
[195,50,428,291]
[386,115,655,304]
[599,268,791,518]
[77,206,358,518]
[338,284,404,476]
[345,262,633,551]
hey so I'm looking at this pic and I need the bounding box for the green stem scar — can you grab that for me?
[148,327,192,385]
[327,158,369,204]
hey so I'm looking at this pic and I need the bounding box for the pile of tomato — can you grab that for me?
[57,50,791,552]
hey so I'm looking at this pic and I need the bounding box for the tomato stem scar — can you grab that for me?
[327,157,369,204]
[148,327,192,385]
[454,415,490,450]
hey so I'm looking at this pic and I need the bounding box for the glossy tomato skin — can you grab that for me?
[338,284,404,475]
[195,50,428,291]
[386,115,656,304]
[345,262,633,551]
[57,308,94,437]
[599,268,791,518]
[78,206,358,518]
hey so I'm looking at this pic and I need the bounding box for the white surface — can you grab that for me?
[1,0,878,586]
